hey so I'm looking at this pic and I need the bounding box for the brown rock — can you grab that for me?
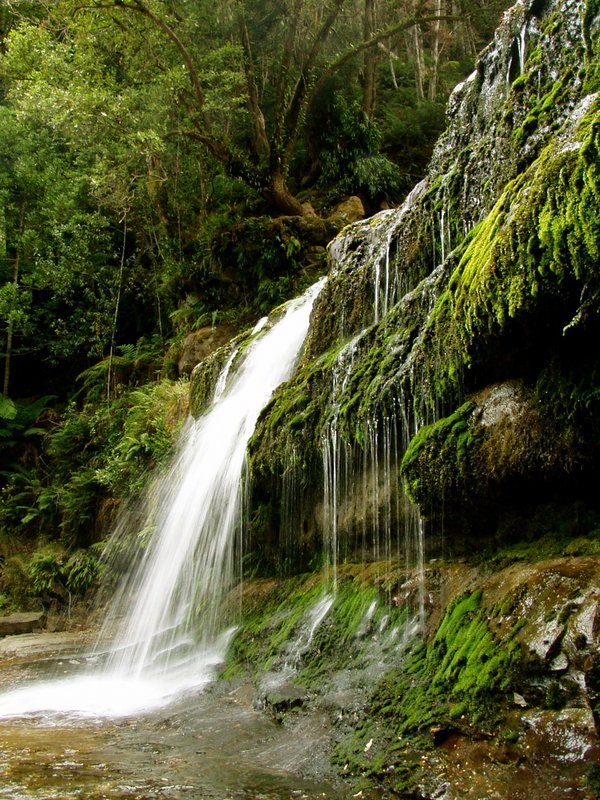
[329,196,366,225]
[0,612,47,636]
[177,325,236,376]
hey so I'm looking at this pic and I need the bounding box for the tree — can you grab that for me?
[0,103,122,394]
[0,9,212,393]
[40,0,454,216]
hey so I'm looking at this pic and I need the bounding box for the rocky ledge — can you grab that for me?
[222,548,600,799]
[0,612,47,637]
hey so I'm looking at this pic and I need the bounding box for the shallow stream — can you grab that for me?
[0,640,346,800]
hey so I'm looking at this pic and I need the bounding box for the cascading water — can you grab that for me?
[321,333,363,588]
[0,278,325,719]
[318,196,431,621]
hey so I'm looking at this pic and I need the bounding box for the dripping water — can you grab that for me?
[373,180,427,323]
[321,334,362,588]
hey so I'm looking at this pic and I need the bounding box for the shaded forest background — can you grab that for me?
[0,0,510,610]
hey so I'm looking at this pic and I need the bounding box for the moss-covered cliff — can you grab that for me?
[237,0,600,562]
[191,1,600,796]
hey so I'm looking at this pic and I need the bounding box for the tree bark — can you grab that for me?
[362,0,377,116]
[264,171,307,217]
[428,0,443,101]
[239,15,270,161]
[412,16,426,101]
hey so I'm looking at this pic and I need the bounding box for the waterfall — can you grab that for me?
[105,278,325,681]
[0,278,325,719]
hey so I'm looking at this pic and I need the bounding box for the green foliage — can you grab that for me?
[0,100,122,374]
[381,98,447,194]
[319,99,402,205]
[63,548,102,595]
[29,545,68,597]
[0,378,187,571]
[0,395,55,451]
[535,359,600,440]
[0,396,16,420]
[209,216,307,314]
[75,336,167,404]
[28,544,99,599]
[587,762,600,799]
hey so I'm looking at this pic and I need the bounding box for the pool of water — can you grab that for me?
[0,644,347,800]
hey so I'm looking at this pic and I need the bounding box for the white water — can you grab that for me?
[0,278,325,719]
[283,594,334,673]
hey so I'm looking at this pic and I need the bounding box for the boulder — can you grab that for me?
[0,611,47,636]
[328,196,366,225]
[177,324,237,376]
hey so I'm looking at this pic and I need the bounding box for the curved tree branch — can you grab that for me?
[105,0,212,130]
[307,12,465,108]
[238,13,270,160]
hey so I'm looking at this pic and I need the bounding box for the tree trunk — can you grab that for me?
[362,0,377,116]
[428,0,443,101]
[239,16,270,160]
[264,171,307,217]
[408,0,425,101]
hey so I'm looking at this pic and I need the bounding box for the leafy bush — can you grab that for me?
[28,544,100,600]
[319,98,402,205]
[0,376,189,593]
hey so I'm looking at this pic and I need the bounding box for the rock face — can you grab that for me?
[177,325,237,376]
[227,556,600,800]
[242,0,600,564]
[0,612,46,636]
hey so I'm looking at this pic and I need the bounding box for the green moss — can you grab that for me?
[400,401,476,504]
[428,591,522,724]
[222,577,324,678]
[333,589,524,787]
[486,513,600,568]
[223,567,408,681]
[421,96,600,402]
[514,71,575,148]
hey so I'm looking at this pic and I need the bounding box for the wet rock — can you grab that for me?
[262,682,307,719]
[513,692,528,708]
[0,612,46,636]
[549,652,569,672]
[526,615,566,663]
[472,380,528,429]
[520,707,599,765]
[571,597,599,645]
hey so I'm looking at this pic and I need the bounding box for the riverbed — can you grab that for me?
[0,633,348,800]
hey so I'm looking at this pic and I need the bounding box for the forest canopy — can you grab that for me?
[0,0,510,399]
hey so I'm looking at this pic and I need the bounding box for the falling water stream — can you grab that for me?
[0,277,350,799]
